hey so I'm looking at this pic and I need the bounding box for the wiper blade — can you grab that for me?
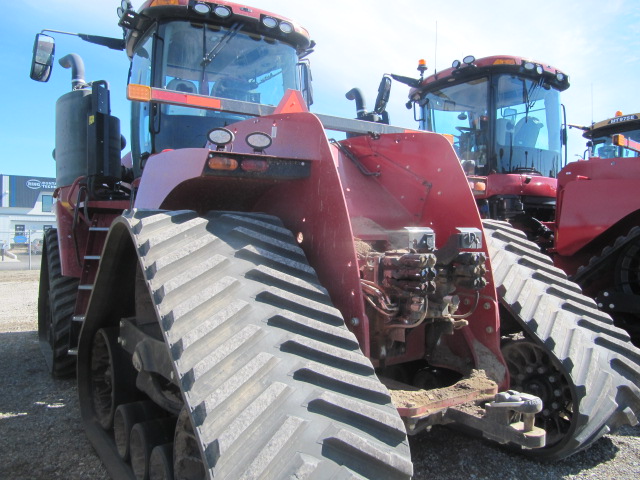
[202,23,241,68]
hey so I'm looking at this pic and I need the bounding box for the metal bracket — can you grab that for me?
[457,227,482,249]
[445,390,546,449]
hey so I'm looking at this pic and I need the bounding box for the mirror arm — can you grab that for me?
[41,29,125,51]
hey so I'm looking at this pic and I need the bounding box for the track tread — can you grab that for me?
[38,228,79,378]
[120,210,411,479]
[484,219,640,460]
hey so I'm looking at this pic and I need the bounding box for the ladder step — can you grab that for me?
[72,315,85,323]
[89,227,110,232]
[78,285,93,291]
[68,348,78,356]
[84,255,101,261]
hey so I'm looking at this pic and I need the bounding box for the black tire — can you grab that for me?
[38,228,79,378]
[78,210,413,479]
[483,220,640,460]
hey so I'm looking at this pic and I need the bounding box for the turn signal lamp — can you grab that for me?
[615,111,623,117]
[493,58,517,65]
[241,159,269,172]
[127,84,152,102]
[208,156,238,171]
[469,180,487,195]
[613,134,626,146]
[442,134,455,145]
[150,0,180,6]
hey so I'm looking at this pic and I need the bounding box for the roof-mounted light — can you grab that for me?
[262,16,278,28]
[452,59,461,69]
[463,55,475,65]
[117,0,133,19]
[213,5,232,18]
[192,1,211,14]
[523,62,535,71]
[279,21,293,34]
[246,132,272,152]
[208,127,235,149]
[417,58,427,76]
[556,72,566,82]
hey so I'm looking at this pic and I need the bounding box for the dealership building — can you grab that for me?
[0,174,56,245]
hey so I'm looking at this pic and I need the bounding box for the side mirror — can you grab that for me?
[298,61,314,107]
[30,34,55,82]
[373,75,391,115]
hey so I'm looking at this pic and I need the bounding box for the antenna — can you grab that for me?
[591,83,594,125]
[434,21,438,75]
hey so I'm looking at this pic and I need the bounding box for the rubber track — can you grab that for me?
[38,228,79,378]
[124,209,412,479]
[573,226,640,285]
[483,220,640,460]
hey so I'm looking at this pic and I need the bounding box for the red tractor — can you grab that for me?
[551,112,640,344]
[30,2,640,478]
[386,55,569,246]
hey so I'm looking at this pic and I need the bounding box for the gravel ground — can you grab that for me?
[1,268,639,479]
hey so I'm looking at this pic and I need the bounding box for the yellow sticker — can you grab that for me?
[88,115,95,125]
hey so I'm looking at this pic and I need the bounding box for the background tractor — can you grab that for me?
[551,112,640,344]
[387,55,569,247]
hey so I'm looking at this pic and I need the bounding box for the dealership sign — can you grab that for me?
[26,179,57,190]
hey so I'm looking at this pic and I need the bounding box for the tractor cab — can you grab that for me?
[411,56,569,178]
[582,112,640,159]
[122,0,313,174]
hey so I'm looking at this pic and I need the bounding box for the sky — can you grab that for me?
[1,0,639,179]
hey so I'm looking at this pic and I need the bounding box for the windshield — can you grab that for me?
[160,21,299,105]
[129,20,301,157]
[590,128,640,159]
[421,73,563,177]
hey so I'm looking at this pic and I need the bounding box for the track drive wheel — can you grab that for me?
[484,220,640,460]
[501,338,573,446]
[38,228,79,378]
[77,210,413,479]
[612,233,640,341]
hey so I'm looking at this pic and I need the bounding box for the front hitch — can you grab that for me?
[386,371,546,450]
